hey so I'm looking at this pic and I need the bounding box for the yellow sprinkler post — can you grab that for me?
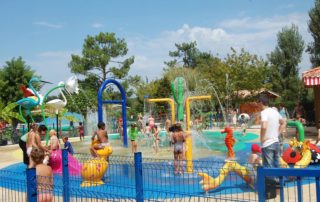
[147,98,175,124]
[185,95,212,173]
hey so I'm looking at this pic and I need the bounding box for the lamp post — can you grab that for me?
[55,110,59,139]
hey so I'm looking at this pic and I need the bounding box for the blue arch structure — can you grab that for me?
[98,79,128,147]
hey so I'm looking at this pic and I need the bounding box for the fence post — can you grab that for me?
[26,168,37,202]
[62,149,70,202]
[134,152,144,202]
[257,166,265,202]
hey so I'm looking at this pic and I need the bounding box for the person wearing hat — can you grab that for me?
[129,123,139,153]
[248,143,262,166]
[258,94,285,169]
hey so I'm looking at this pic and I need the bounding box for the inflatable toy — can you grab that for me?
[198,160,253,193]
[50,150,82,175]
[221,127,235,159]
[81,140,113,187]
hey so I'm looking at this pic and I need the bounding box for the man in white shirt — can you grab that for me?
[259,94,285,168]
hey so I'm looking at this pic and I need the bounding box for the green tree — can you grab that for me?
[307,0,320,67]
[226,48,270,102]
[165,41,199,68]
[268,24,305,105]
[0,102,24,124]
[0,57,36,106]
[64,90,97,117]
[69,32,134,86]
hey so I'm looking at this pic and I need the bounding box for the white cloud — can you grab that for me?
[219,13,308,31]
[27,12,313,87]
[33,21,63,29]
[92,23,104,28]
[127,12,313,80]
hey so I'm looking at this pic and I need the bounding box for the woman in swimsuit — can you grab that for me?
[171,124,186,174]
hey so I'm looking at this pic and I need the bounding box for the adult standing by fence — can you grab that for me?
[259,94,285,169]
[19,129,30,165]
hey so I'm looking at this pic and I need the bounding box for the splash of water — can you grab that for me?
[191,130,213,151]
[192,79,227,123]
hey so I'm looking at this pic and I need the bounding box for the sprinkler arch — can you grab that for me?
[98,79,128,147]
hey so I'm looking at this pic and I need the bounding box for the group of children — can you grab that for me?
[19,124,74,202]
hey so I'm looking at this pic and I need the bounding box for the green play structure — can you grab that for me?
[287,120,305,141]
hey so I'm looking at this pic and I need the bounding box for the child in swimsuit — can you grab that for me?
[90,122,109,157]
[78,122,84,142]
[148,115,155,130]
[171,124,186,174]
[129,123,139,153]
[153,125,160,154]
[30,147,53,202]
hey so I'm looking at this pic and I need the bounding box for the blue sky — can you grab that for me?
[0,0,315,92]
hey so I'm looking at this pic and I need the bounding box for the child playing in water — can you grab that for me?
[63,137,74,155]
[137,114,144,133]
[247,144,262,189]
[153,125,160,154]
[148,115,155,130]
[42,129,60,165]
[30,147,53,202]
[128,123,139,153]
[49,130,60,151]
[90,122,109,157]
[171,124,186,175]
[78,122,84,142]
[248,144,262,166]
[145,122,151,137]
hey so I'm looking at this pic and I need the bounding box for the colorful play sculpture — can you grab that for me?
[221,127,235,159]
[41,76,79,144]
[81,140,113,187]
[81,158,109,187]
[46,81,68,113]
[16,77,52,124]
[171,77,185,122]
[287,120,305,141]
[50,150,82,175]
[185,95,211,173]
[281,138,312,168]
[198,160,253,193]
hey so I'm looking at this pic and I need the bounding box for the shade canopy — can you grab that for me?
[303,66,320,87]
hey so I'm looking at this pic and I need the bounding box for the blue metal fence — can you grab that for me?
[1,150,320,201]
[257,166,320,202]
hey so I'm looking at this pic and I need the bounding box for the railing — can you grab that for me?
[1,150,320,201]
[0,170,27,201]
[257,167,320,202]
